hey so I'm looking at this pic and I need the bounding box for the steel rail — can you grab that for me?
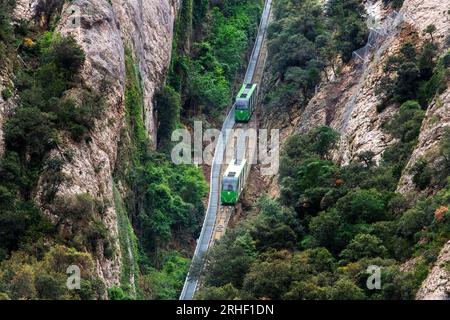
[180,0,272,300]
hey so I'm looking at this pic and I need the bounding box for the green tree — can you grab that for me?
[242,250,293,299]
[328,279,366,300]
[336,189,386,223]
[340,233,388,262]
[393,62,421,102]
[155,86,181,150]
[308,126,340,159]
[309,210,341,249]
[44,35,85,79]
[205,233,256,288]
[196,283,241,300]
[423,24,437,42]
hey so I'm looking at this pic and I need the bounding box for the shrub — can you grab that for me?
[108,287,132,300]
[340,233,387,262]
[328,279,366,300]
[336,189,386,223]
[411,159,433,190]
[1,87,12,100]
[44,35,85,79]
[155,86,181,150]
[398,206,434,239]
[309,210,341,249]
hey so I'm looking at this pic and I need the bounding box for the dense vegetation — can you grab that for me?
[165,0,263,124]
[0,2,108,298]
[110,49,207,300]
[376,29,450,190]
[198,121,450,300]
[113,0,264,299]
[0,0,15,71]
[0,0,264,301]
[197,0,450,300]
[377,38,449,111]
[1,0,447,302]
[264,0,368,115]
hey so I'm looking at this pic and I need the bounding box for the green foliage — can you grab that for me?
[381,100,425,179]
[155,86,181,150]
[204,228,256,289]
[279,126,340,214]
[1,87,12,100]
[336,189,386,223]
[423,24,437,42]
[250,197,302,251]
[113,184,139,298]
[124,49,148,160]
[266,0,329,111]
[411,159,433,190]
[195,283,241,300]
[108,287,132,300]
[0,31,97,260]
[0,0,16,68]
[0,246,105,300]
[132,156,207,255]
[140,251,190,300]
[393,62,421,102]
[328,279,366,300]
[412,128,450,190]
[383,0,405,9]
[42,35,85,79]
[309,210,341,249]
[242,250,294,299]
[199,113,450,299]
[378,43,447,109]
[326,0,369,63]
[0,25,111,300]
[169,0,263,116]
[265,0,368,117]
[340,234,387,262]
[121,41,208,300]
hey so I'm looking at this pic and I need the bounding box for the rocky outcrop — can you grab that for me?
[37,1,126,289]
[293,0,450,300]
[401,0,449,46]
[416,241,450,300]
[12,0,36,20]
[298,0,448,165]
[52,0,178,288]
[7,0,180,289]
[397,87,450,194]
[0,0,32,156]
[112,0,178,145]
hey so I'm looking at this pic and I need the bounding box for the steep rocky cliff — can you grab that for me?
[7,0,180,289]
[258,0,450,300]
[298,0,448,165]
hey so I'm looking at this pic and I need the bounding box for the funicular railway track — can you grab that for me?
[179,0,272,300]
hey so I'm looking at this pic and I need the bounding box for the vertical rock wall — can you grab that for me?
[4,0,180,288]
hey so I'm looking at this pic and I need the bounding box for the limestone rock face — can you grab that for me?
[397,87,450,194]
[3,0,179,289]
[298,0,449,165]
[293,0,450,300]
[13,0,37,20]
[112,0,178,145]
[401,0,449,46]
[51,0,178,288]
[416,241,450,300]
